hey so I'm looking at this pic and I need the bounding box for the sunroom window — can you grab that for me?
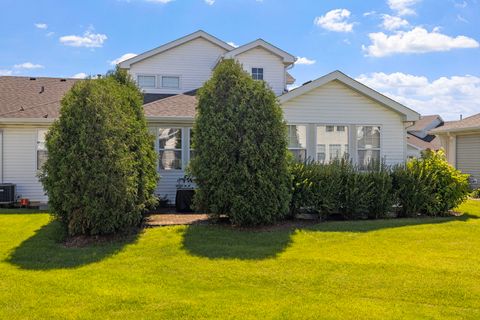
[37,129,48,170]
[357,126,381,168]
[158,128,182,170]
[287,125,307,162]
[316,125,349,163]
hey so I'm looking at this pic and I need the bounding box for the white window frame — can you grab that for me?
[137,74,156,89]
[36,128,48,171]
[315,124,350,163]
[287,124,307,162]
[158,127,183,171]
[252,67,264,81]
[161,75,181,89]
[356,125,383,167]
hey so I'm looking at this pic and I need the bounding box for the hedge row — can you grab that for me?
[290,150,470,219]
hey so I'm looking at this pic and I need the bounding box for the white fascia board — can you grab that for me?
[279,70,420,122]
[119,30,234,68]
[223,39,296,65]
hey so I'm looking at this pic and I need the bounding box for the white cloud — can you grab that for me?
[363,27,479,57]
[71,72,88,79]
[0,70,12,76]
[227,41,239,48]
[204,0,214,4]
[13,62,44,69]
[46,31,55,37]
[356,72,480,120]
[295,57,316,65]
[145,0,174,3]
[381,14,409,30]
[59,30,107,48]
[314,9,354,32]
[34,23,48,29]
[109,53,138,66]
[363,11,376,17]
[388,0,421,16]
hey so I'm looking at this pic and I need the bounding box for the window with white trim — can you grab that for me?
[37,129,48,170]
[287,125,307,162]
[162,76,180,89]
[252,68,264,80]
[357,126,381,168]
[158,128,182,170]
[189,128,195,161]
[317,125,349,163]
[137,75,156,88]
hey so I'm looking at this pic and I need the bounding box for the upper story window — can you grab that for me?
[162,76,180,89]
[252,68,264,81]
[137,75,156,88]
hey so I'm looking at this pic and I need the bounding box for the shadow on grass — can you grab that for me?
[7,220,139,270]
[182,214,478,260]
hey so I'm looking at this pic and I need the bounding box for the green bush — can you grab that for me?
[392,150,469,216]
[472,188,480,199]
[40,68,158,236]
[189,59,291,226]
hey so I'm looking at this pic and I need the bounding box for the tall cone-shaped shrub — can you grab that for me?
[189,59,291,226]
[40,68,158,236]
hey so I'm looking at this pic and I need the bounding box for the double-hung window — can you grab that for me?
[137,75,156,88]
[158,128,182,170]
[252,68,264,80]
[357,126,381,168]
[37,129,48,170]
[287,125,307,162]
[317,125,349,163]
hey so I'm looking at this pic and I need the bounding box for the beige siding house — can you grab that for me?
[0,30,420,204]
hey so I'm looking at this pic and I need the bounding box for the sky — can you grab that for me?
[0,0,479,120]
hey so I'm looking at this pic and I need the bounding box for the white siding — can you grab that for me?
[129,37,228,94]
[456,134,480,187]
[2,127,47,202]
[281,80,407,165]
[235,47,286,96]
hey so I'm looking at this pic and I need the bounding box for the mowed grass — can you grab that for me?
[1,201,480,319]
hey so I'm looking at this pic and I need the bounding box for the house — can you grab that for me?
[406,115,443,158]
[0,30,420,204]
[431,113,480,188]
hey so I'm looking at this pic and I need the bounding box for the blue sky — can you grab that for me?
[1,0,479,120]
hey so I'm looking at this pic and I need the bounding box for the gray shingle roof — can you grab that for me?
[431,113,480,133]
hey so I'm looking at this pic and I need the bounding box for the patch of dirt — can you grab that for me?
[63,229,140,248]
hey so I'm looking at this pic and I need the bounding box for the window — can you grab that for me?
[316,144,326,163]
[158,128,182,170]
[252,68,264,80]
[357,126,381,168]
[137,75,156,88]
[287,125,307,162]
[189,128,195,161]
[37,129,48,170]
[162,76,180,89]
[317,125,349,163]
[337,126,345,132]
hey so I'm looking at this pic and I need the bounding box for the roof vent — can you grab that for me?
[302,80,312,86]
[19,106,24,112]
[43,114,48,118]
[39,86,45,94]
[60,78,67,82]
[29,77,36,81]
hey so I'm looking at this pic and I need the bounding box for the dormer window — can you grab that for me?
[137,75,156,88]
[162,76,180,89]
[252,68,264,80]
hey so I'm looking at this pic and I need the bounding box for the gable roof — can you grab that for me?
[222,39,296,65]
[0,76,78,119]
[430,113,480,134]
[279,70,420,122]
[119,30,234,68]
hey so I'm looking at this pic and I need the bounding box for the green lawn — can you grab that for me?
[1,201,480,319]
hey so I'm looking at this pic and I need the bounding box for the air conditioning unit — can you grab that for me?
[0,183,16,204]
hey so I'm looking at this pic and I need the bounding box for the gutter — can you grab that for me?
[0,118,55,125]
[430,126,480,135]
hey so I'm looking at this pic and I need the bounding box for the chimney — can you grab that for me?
[460,114,463,120]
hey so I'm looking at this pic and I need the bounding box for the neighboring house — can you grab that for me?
[431,113,480,188]
[406,115,443,158]
[0,30,420,204]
